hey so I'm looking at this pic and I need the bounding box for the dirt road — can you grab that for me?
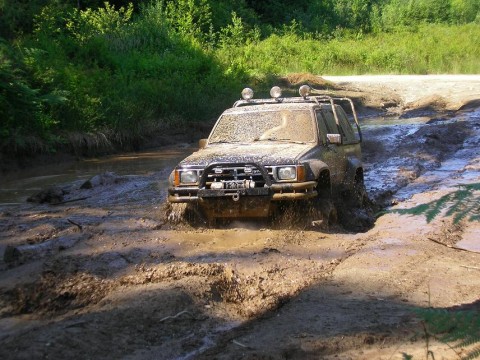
[0,76,479,359]
[323,74,480,110]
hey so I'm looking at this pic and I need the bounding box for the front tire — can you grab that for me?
[164,202,208,226]
[310,170,338,229]
[337,177,375,232]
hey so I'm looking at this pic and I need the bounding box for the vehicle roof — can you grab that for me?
[222,101,333,115]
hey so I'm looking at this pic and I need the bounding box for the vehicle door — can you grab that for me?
[334,106,362,185]
[315,109,345,184]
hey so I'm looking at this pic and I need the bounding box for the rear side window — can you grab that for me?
[322,110,342,135]
[321,108,349,141]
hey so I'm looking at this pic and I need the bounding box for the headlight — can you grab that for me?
[180,170,198,184]
[277,166,297,180]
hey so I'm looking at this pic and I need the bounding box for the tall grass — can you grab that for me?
[217,24,480,76]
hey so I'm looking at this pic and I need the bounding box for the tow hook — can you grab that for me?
[232,192,240,202]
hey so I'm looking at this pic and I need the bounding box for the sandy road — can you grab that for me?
[323,74,480,107]
[322,75,480,106]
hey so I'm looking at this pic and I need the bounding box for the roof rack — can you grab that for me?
[233,88,362,142]
[313,95,361,141]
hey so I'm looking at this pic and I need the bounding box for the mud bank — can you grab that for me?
[0,76,479,360]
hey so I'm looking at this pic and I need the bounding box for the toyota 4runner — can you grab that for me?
[168,85,365,224]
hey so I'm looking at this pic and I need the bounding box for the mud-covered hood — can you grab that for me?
[179,143,315,167]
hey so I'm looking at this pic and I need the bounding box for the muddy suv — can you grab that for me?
[168,85,365,224]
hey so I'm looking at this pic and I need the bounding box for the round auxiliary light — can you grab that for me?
[241,88,254,100]
[299,85,311,98]
[270,86,282,99]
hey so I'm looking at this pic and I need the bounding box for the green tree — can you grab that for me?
[450,0,480,23]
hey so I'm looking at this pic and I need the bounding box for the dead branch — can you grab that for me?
[232,340,250,349]
[53,196,90,205]
[460,265,480,270]
[67,218,83,231]
[427,237,478,254]
[159,310,191,323]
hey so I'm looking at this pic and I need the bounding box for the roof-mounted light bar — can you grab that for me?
[270,86,282,99]
[299,85,311,98]
[241,88,254,100]
[241,86,284,101]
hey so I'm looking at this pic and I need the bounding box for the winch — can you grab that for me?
[210,180,256,190]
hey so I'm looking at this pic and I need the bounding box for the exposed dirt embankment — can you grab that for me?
[0,75,479,360]
[323,74,480,114]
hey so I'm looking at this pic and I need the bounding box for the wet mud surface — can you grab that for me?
[1,78,480,359]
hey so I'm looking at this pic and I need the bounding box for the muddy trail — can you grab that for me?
[1,77,480,359]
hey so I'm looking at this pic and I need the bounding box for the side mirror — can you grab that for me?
[198,138,208,149]
[327,134,342,145]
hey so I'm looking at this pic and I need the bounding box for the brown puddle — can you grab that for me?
[0,146,194,205]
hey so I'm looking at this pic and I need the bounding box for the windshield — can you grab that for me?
[209,109,316,144]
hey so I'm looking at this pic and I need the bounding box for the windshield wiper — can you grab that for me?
[253,138,307,144]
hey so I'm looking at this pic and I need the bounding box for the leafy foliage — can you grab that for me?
[66,2,134,42]
[0,40,66,153]
[416,307,480,359]
[0,0,52,39]
[1,0,480,154]
[381,0,479,29]
[390,183,480,223]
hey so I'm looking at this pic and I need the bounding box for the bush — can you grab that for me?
[1,0,480,155]
[0,40,66,153]
[9,1,248,153]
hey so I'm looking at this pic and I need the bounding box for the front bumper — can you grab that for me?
[168,162,317,218]
[167,180,318,203]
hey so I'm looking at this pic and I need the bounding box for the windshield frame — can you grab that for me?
[207,108,318,145]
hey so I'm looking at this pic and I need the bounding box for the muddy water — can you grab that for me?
[0,146,194,205]
[0,111,478,208]
[362,111,480,200]
[361,115,431,194]
[0,116,431,206]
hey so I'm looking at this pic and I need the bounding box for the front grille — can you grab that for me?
[205,165,273,188]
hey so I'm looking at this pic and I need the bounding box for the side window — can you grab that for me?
[322,110,339,134]
[336,106,360,143]
[315,111,328,144]
[322,109,348,142]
